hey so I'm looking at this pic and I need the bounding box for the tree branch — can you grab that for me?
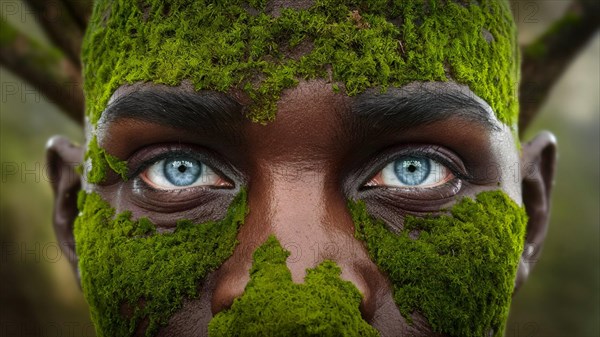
[0,18,84,124]
[23,0,85,69]
[60,0,94,32]
[519,0,600,135]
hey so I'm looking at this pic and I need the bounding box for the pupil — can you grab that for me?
[178,165,186,173]
[407,165,417,173]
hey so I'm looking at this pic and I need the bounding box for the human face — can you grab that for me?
[56,77,540,337]
[47,1,557,336]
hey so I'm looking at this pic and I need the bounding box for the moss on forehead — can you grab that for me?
[350,191,527,336]
[74,189,247,336]
[83,0,519,127]
[208,235,379,336]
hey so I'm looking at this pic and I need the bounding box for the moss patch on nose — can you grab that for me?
[74,189,247,337]
[349,191,527,337]
[208,235,379,337]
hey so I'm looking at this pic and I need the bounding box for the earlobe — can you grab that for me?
[514,131,557,292]
[46,136,83,284]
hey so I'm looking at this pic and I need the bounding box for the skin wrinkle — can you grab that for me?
[47,1,557,336]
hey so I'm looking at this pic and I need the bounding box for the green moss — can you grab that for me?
[208,236,379,337]
[74,163,84,176]
[85,135,128,183]
[74,188,248,336]
[349,191,527,336]
[83,0,519,128]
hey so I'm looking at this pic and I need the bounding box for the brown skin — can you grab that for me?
[47,79,556,336]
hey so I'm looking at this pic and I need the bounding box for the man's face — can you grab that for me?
[47,1,557,336]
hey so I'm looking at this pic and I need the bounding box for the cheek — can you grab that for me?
[73,189,247,336]
[351,191,527,337]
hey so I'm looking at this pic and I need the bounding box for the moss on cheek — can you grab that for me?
[208,236,379,337]
[74,189,248,337]
[350,191,527,337]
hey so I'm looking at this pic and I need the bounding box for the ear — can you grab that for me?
[46,136,83,284]
[514,131,557,292]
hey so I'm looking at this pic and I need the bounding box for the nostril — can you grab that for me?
[359,293,376,323]
[210,261,251,316]
[341,264,379,323]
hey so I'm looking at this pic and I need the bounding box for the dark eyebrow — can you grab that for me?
[351,86,501,132]
[100,87,244,134]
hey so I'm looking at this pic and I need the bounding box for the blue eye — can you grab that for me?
[142,155,230,189]
[374,155,453,188]
[394,156,431,186]
[164,158,202,186]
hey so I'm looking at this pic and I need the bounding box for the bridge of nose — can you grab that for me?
[237,79,359,278]
[262,167,357,282]
[211,79,387,317]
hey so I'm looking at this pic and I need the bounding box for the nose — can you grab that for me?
[210,165,388,322]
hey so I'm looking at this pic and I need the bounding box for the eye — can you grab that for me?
[366,155,454,188]
[141,155,231,190]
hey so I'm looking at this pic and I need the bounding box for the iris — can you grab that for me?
[394,156,431,186]
[164,158,202,186]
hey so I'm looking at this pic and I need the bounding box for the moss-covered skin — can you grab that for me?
[350,191,527,337]
[85,135,128,183]
[83,0,519,127]
[74,189,248,336]
[208,236,379,337]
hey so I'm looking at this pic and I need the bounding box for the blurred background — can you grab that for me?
[1,1,598,336]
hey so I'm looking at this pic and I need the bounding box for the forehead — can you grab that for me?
[83,0,519,129]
